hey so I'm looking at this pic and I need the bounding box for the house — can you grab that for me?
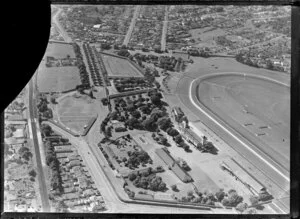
[155,148,193,183]
[68,160,81,168]
[54,145,74,153]
[83,188,95,197]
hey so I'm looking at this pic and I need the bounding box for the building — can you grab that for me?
[179,127,203,149]
[155,148,193,183]
[172,107,185,122]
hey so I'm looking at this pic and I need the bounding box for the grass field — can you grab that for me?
[197,74,290,170]
[46,41,76,59]
[57,96,97,134]
[37,42,81,93]
[102,54,144,78]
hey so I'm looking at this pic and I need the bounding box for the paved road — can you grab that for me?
[161,6,168,51]
[52,7,72,43]
[123,5,141,46]
[29,77,51,212]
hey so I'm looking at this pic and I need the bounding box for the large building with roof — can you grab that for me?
[155,148,193,183]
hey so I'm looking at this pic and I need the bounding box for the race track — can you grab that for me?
[195,73,290,171]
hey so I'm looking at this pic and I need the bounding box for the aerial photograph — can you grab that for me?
[3,4,290,214]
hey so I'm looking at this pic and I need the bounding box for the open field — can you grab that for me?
[46,41,76,59]
[196,74,290,171]
[102,54,144,78]
[37,65,81,93]
[57,95,97,134]
[37,42,81,93]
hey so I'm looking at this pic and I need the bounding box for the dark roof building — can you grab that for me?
[155,148,193,183]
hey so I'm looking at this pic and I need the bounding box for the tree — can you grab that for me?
[157,117,173,131]
[167,128,179,137]
[171,184,178,191]
[131,110,141,119]
[174,134,183,144]
[187,190,194,197]
[215,189,226,202]
[29,169,37,178]
[41,124,53,137]
[158,182,166,191]
[183,144,190,152]
[50,97,57,104]
[236,202,248,213]
[128,172,137,181]
[222,198,230,207]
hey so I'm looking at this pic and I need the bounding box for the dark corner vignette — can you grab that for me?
[1,0,297,219]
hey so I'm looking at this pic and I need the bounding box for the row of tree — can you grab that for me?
[73,43,91,87]
[37,96,53,120]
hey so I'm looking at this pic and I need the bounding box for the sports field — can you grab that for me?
[102,54,144,78]
[196,74,290,170]
[57,96,97,134]
[37,42,81,93]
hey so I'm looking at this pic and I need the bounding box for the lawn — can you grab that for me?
[37,42,81,93]
[102,54,144,78]
[46,41,76,59]
[57,95,97,134]
[197,73,290,170]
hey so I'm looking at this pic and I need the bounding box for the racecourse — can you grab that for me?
[195,73,290,171]
[173,57,290,212]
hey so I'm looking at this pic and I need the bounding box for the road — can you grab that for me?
[161,6,168,51]
[123,5,141,46]
[52,7,72,43]
[29,77,51,212]
[174,74,289,213]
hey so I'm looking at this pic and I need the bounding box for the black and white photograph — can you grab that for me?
[3,2,294,215]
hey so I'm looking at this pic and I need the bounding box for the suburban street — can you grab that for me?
[52,7,72,43]
[123,5,141,46]
[161,6,168,51]
[29,77,51,212]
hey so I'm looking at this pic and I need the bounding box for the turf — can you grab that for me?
[197,74,290,169]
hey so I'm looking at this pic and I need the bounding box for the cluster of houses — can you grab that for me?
[59,6,130,45]
[4,91,40,212]
[45,56,77,68]
[51,141,106,212]
[129,19,163,50]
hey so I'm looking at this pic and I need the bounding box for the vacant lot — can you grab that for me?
[102,54,144,78]
[197,74,290,170]
[37,42,81,93]
[57,95,97,134]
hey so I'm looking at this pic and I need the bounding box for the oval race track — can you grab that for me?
[193,73,290,173]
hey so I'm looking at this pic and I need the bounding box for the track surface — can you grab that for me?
[197,74,290,171]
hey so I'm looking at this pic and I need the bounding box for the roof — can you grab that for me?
[155,148,193,183]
